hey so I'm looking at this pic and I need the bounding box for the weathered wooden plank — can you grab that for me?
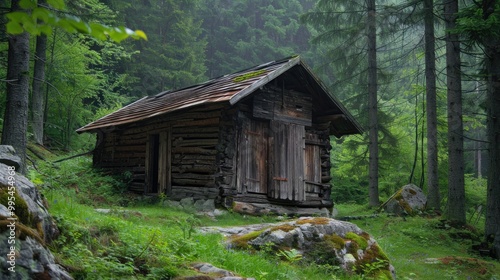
[172,147,218,155]
[173,154,216,160]
[172,117,220,127]
[172,132,219,139]
[174,139,219,147]
[253,88,312,126]
[171,178,216,187]
[173,126,219,134]
[171,173,214,180]
[158,131,168,194]
[171,165,215,174]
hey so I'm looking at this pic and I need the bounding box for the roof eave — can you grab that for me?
[76,96,149,133]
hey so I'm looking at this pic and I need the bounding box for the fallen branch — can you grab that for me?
[27,145,48,161]
[52,150,93,163]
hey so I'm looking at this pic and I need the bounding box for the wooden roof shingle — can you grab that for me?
[77,56,363,137]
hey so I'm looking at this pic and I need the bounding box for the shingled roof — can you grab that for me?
[77,56,363,137]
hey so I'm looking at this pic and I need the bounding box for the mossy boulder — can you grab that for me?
[0,162,72,279]
[382,184,427,216]
[222,217,395,279]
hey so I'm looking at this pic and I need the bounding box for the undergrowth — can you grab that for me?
[28,156,500,279]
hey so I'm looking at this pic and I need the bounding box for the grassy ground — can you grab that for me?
[30,155,500,279]
[336,204,500,279]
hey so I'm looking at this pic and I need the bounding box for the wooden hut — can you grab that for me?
[77,56,363,211]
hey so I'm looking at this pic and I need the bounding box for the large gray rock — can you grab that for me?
[383,184,427,216]
[0,162,72,279]
[213,217,395,279]
[0,146,22,170]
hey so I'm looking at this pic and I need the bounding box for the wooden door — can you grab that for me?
[304,132,323,195]
[145,130,171,194]
[237,119,268,194]
[269,121,305,201]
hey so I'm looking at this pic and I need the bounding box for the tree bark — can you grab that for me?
[1,0,30,174]
[424,0,440,210]
[31,32,47,145]
[367,0,379,207]
[443,0,465,224]
[483,3,500,247]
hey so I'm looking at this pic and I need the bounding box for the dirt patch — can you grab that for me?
[438,256,494,276]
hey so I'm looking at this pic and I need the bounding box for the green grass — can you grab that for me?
[30,157,500,279]
[335,203,500,279]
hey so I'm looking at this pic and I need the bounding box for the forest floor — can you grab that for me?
[28,152,500,279]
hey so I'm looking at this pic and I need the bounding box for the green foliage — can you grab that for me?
[456,3,500,48]
[199,0,315,78]
[31,156,130,206]
[276,248,303,263]
[345,232,369,250]
[28,153,498,279]
[464,174,487,213]
[175,215,201,239]
[354,259,391,279]
[109,0,207,97]
[6,0,147,42]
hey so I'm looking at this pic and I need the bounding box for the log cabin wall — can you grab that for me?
[93,103,226,199]
[215,107,239,200]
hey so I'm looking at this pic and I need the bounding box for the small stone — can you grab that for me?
[213,209,226,216]
[424,258,440,264]
[180,197,195,208]
[343,253,356,264]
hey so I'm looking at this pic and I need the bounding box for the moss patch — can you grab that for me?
[353,242,391,277]
[0,186,34,226]
[232,69,267,83]
[345,232,368,250]
[228,229,267,249]
[323,234,345,249]
[270,224,295,232]
[295,217,330,225]
[0,220,45,245]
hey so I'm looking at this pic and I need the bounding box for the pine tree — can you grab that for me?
[424,0,440,210]
[2,0,30,174]
[443,0,465,224]
[455,0,500,258]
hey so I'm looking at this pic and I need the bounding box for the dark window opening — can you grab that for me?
[148,134,160,193]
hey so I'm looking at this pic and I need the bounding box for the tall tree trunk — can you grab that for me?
[483,3,500,256]
[31,33,47,145]
[443,0,465,224]
[424,0,440,210]
[367,0,379,207]
[1,0,30,174]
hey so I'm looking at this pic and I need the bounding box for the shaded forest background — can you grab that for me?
[0,0,490,208]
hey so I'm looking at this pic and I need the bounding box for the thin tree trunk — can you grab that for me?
[424,0,440,210]
[44,29,57,133]
[31,32,47,145]
[1,0,30,174]
[443,0,465,224]
[409,93,418,184]
[367,0,379,207]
